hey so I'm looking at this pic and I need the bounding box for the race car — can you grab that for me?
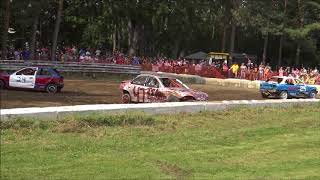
[0,67,64,93]
[260,76,318,99]
[119,74,208,103]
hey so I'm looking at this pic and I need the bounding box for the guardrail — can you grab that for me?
[0,60,141,74]
[1,99,319,120]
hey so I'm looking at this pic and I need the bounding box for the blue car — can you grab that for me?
[260,76,318,99]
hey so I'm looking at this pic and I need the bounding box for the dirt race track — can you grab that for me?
[1,79,263,109]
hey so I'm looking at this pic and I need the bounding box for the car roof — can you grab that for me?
[138,74,173,79]
[271,76,287,78]
[271,76,301,80]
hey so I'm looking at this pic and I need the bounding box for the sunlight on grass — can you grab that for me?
[1,103,320,179]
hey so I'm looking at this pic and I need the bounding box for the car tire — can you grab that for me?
[46,84,58,94]
[261,93,269,99]
[0,80,5,90]
[309,91,317,99]
[279,91,288,99]
[122,93,131,104]
[167,95,180,102]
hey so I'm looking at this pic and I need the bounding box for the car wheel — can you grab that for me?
[46,84,58,94]
[261,93,269,99]
[279,91,288,99]
[0,80,5,89]
[167,95,180,102]
[122,93,131,104]
[309,91,317,99]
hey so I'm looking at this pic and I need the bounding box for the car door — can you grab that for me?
[294,79,307,97]
[145,77,161,103]
[285,78,299,97]
[9,67,37,88]
[35,68,53,89]
[130,76,149,103]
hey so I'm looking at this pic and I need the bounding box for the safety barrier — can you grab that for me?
[142,64,225,79]
[1,99,319,120]
[205,77,320,91]
[0,60,141,75]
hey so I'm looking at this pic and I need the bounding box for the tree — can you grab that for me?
[1,0,11,59]
[278,0,288,66]
[285,0,320,65]
[51,0,63,61]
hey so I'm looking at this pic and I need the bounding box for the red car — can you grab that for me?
[0,67,64,93]
[119,74,208,103]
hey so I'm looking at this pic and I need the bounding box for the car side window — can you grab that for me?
[131,76,148,86]
[37,68,52,76]
[285,79,295,85]
[16,68,36,76]
[146,77,159,88]
[294,79,303,85]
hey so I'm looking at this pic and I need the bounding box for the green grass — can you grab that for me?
[1,104,320,179]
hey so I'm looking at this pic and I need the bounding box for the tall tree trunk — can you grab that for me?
[117,26,121,51]
[295,0,304,66]
[128,20,139,56]
[211,24,215,40]
[30,14,39,60]
[1,0,10,59]
[112,25,116,52]
[262,33,269,63]
[295,44,301,65]
[229,24,236,60]
[278,0,287,66]
[278,35,284,66]
[127,20,133,55]
[171,39,180,58]
[221,26,227,52]
[51,0,64,61]
[131,26,139,56]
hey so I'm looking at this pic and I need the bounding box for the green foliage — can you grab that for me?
[3,0,320,64]
[286,23,320,40]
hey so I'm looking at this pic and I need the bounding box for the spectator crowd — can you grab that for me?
[2,46,320,85]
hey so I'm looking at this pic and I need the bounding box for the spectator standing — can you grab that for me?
[21,49,30,60]
[240,63,247,79]
[132,56,140,65]
[258,63,264,80]
[14,49,21,60]
[230,63,239,78]
[222,61,229,78]
[278,67,284,76]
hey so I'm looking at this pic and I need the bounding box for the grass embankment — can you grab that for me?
[1,104,320,179]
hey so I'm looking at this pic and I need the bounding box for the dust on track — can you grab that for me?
[1,79,263,109]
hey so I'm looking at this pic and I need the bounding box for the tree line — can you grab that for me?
[1,0,320,66]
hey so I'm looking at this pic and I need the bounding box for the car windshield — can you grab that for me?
[267,77,283,84]
[159,78,189,89]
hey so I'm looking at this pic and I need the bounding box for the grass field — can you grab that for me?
[1,103,320,179]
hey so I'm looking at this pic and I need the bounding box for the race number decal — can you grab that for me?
[299,86,306,92]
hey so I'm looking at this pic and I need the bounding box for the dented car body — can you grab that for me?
[119,74,208,103]
[260,76,318,99]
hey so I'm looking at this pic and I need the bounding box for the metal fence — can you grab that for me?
[0,60,141,74]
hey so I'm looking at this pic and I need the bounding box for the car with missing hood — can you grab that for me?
[119,74,208,103]
[0,67,64,93]
[260,76,318,99]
